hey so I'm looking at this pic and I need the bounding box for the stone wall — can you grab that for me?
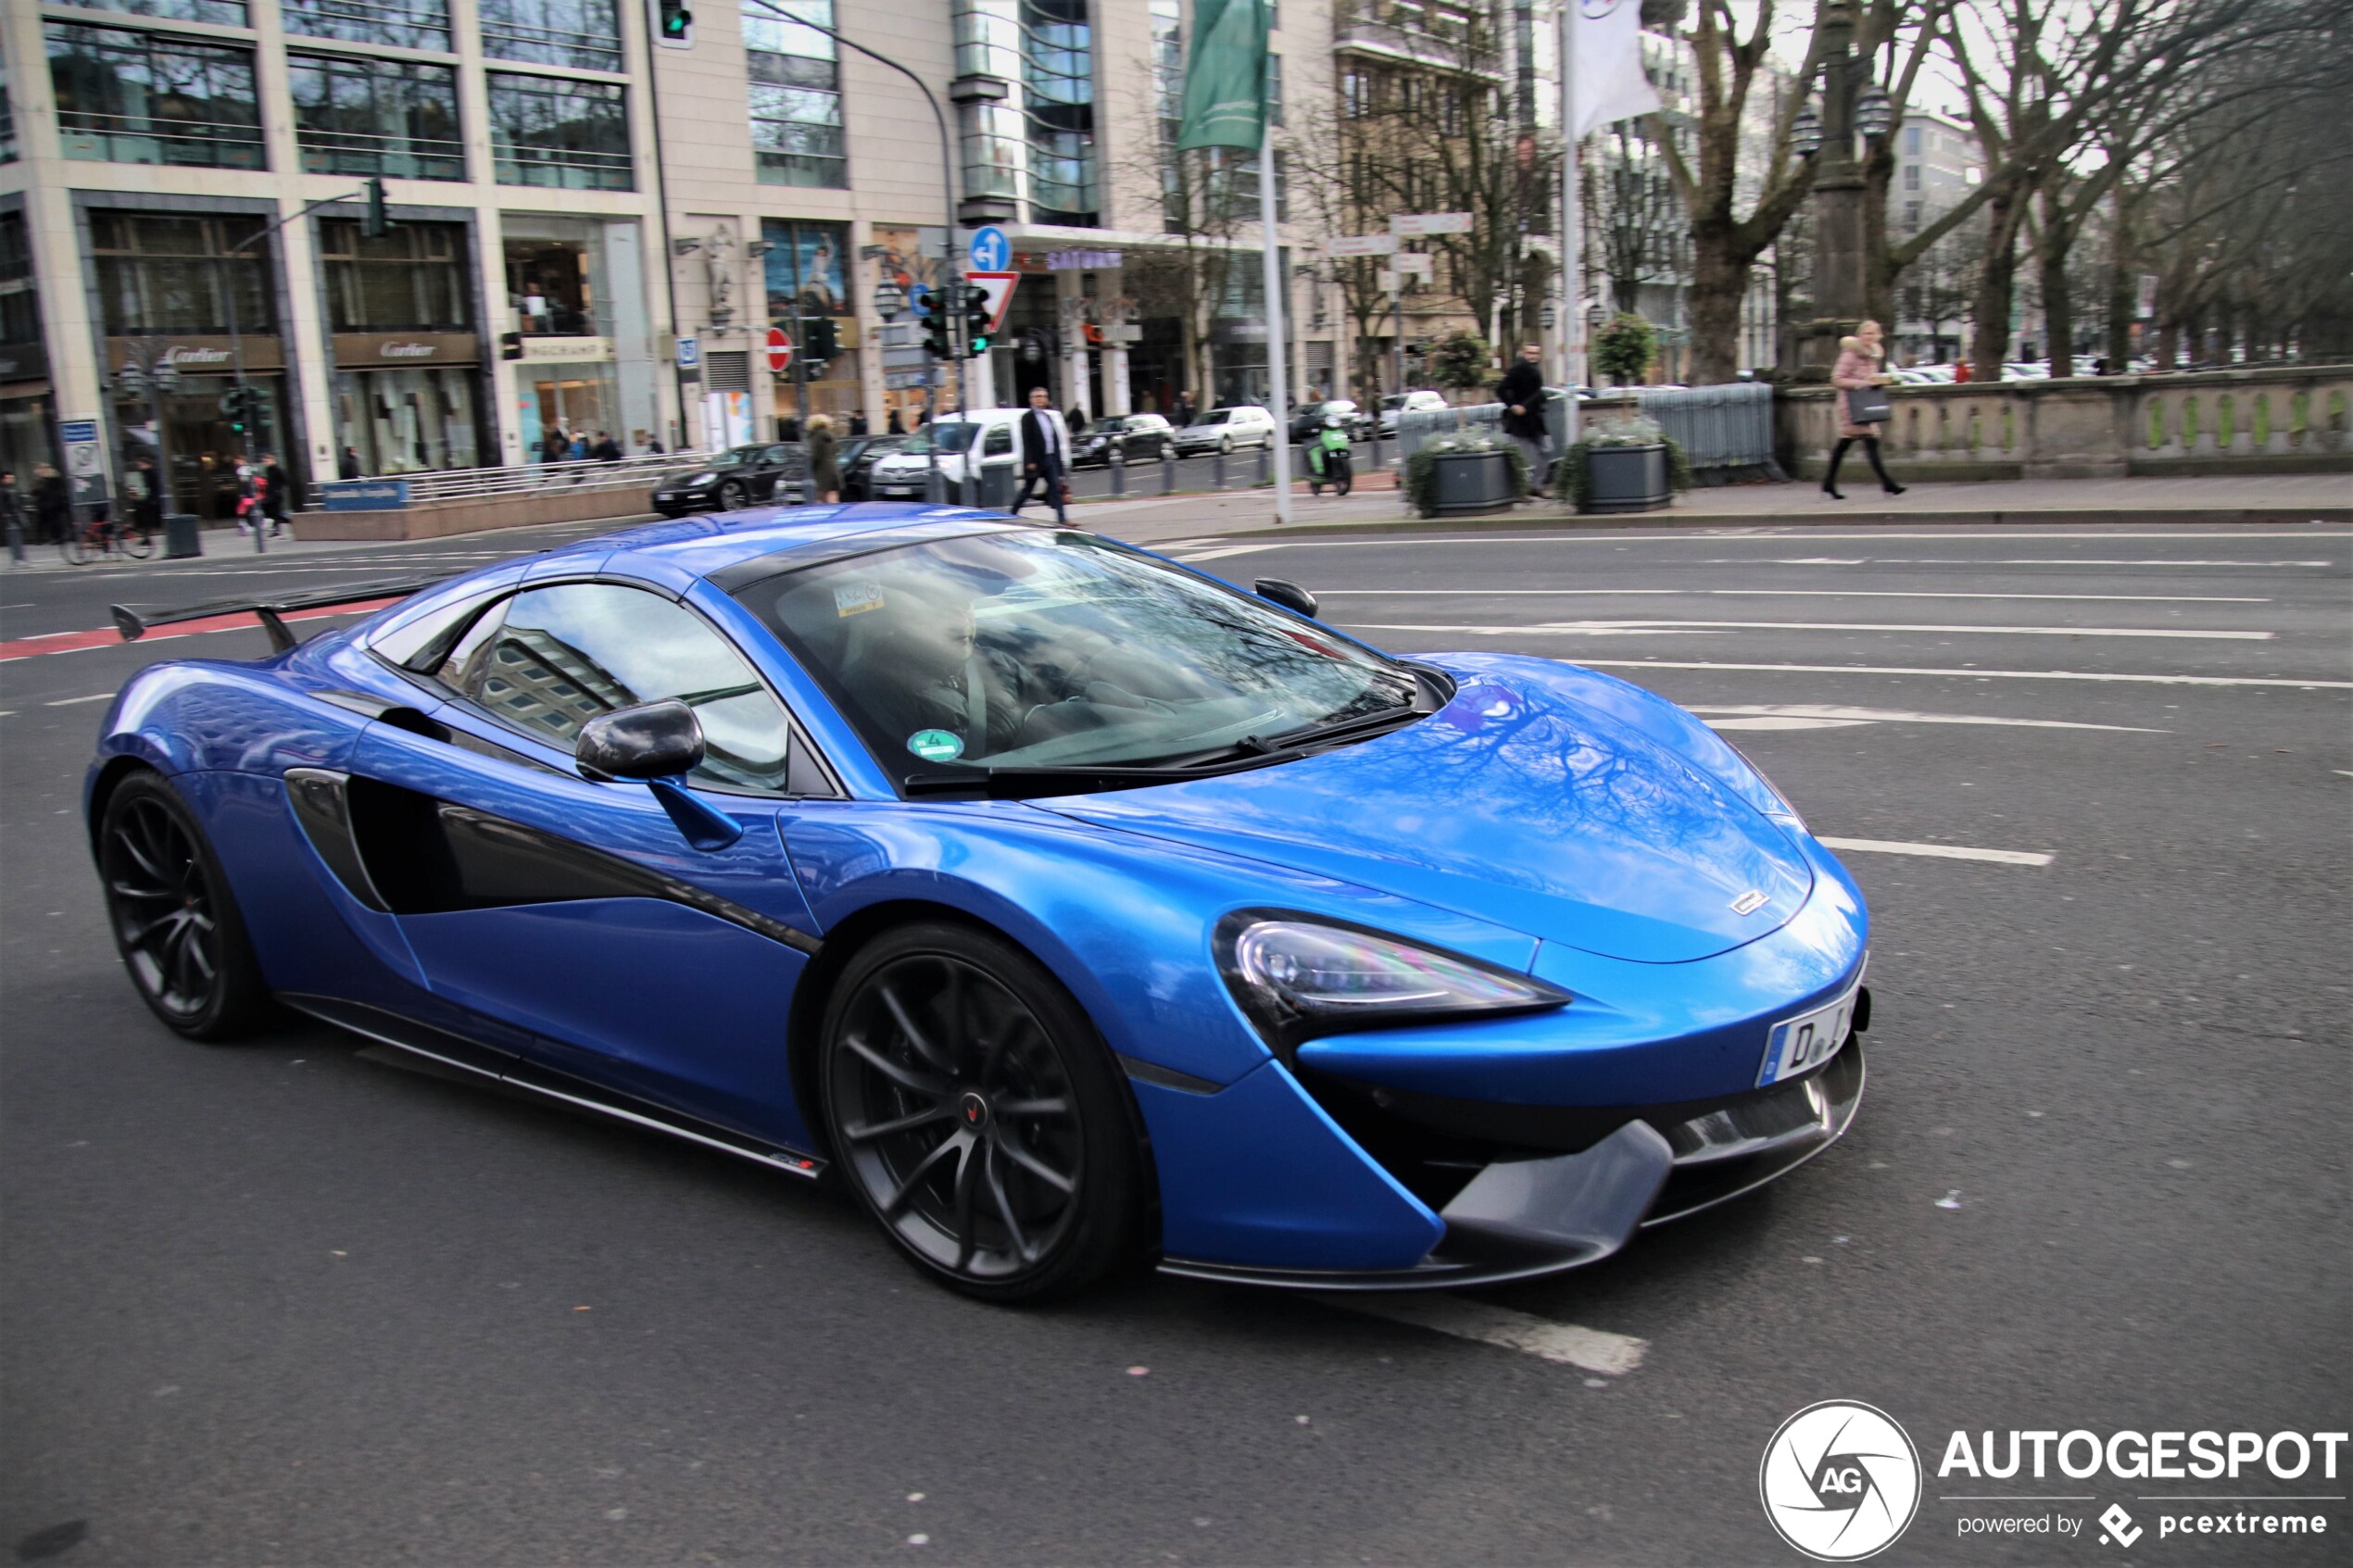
[1778,366,2353,482]
[289,483,659,542]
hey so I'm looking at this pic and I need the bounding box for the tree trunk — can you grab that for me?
[2039,216,2074,376]
[1686,220,1752,387]
[2105,245,2133,373]
[1969,183,2026,379]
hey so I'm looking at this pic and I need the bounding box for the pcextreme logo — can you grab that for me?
[1761,1400,1925,1562]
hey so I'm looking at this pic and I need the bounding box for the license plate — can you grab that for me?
[1756,965,1865,1087]
[880,485,914,496]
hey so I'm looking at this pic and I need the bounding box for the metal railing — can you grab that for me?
[1621,382,1779,473]
[308,448,695,506]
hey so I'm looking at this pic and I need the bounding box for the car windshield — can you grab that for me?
[898,422,979,455]
[733,529,1416,790]
[1197,409,1230,424]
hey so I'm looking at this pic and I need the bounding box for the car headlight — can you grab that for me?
[1216,913,1569,1049]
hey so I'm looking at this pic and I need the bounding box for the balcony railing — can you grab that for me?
[492,144,633,191]
[58,112,266,169]
[1332,2,1502,79]
[296,127,465,181]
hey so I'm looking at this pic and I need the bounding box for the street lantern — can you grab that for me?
[1791,104,1823,159]
[115,363,148,398]
[1855,84,1894,143]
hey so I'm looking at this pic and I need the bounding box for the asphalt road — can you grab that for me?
[3,517,2347,1566]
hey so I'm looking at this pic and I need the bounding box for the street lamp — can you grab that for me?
[1854,84,1894,144]
[1787,0,1892,379]
[1791,104,1823,160]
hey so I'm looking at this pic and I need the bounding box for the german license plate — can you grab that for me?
[1756,966,1865,1087]
[880,485,915,497]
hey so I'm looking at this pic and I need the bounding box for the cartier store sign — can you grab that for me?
[333,332,480,368]
[107,335,284,372]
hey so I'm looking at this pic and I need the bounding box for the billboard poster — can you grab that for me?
[761,220,849,322]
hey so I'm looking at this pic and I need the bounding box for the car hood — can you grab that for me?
[1037,659,1813,964]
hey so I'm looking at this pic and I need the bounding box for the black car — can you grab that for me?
[838,434,907,501]
[1071,413,1176,468]
[1288,399,1370,443]
[650,442,810,516]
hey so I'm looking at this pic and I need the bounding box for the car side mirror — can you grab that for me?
[576,698,706,782]
[1255,578,1319,619]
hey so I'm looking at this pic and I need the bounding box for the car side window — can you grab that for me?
[984,424,1013,456]
[763,445,791,464]
[452,582,800,795]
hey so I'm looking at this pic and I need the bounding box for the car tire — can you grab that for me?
[718,479,749,511]
[99,770,273,1041]
[819,921,1147,1303]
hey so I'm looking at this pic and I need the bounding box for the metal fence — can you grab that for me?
[308,449,694,507]
[1625,382,1779,475]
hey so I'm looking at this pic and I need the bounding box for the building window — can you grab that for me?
[282,0,452,53]
[88,210,276,335]
[1903,163,1920,190]
[1341,69,1366,119]
[0,214,38,346]
[743,0,846,189]
[1902,201,1921,232]
[504,235,601,335]
[319,220,472,331]
[486,73,631,190]
[1904,125,1921,153]
[289,55,463,180]
[54,0,249,25]
[46,23,263,170]
[1022,0,1096,225]
[477,0,621,73]
[1266,51,1283,127]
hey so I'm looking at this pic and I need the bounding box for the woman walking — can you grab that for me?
[806,411,840,503]
[1824,319,1906,499]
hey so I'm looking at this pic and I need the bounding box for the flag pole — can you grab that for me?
[1258,120,1293,523]
[1559,0,1584,442]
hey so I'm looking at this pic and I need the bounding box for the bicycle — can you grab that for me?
[59,513,156,565]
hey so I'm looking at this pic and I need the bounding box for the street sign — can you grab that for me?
[765,325,792,373]
[58,419,107,507]
[964,271,1019,336]
[968,226,1010,271]
[1395,253,1434,280]
[1328,233,1396,257]
[675,334,700,370]
[874,279,907,320]
[1101,324,1142,345]
[907,282,934,320]
[1391,211,1473,237]
[1377,270,1401,295]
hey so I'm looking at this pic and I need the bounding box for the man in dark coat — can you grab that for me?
[1496,344,1552,499]
[258,452,293,535]
[31,463,70,544]
[1013,385,1072,524]
[590,430,623,462]
[337,445,362,480]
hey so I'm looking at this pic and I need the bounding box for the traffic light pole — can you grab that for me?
[217,180,389,554]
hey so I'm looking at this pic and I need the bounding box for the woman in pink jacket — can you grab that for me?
[1824,319,1906,499]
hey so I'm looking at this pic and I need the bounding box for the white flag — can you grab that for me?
[1571,0,1662,138]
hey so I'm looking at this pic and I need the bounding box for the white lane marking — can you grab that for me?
[1176,532,2352,559]
[1327,1294,1649,1375]
[1742,558,2331,569]
[1684,704,2168,733]
[1317,588,2270,603]
[1181,545,1276,561]
[1348,619,2271,641]
[1818,836,2054,867]
[44,692,115,706]
[1548,659,2353,689]
[1707,716,1873,730]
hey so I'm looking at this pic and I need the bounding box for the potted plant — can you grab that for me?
[1591,312,1656,388]
[1405,433,1529,518]
[1551,413,1690,514]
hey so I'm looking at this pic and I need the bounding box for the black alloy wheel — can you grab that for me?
[717,479,750,511]
[820,923,1145,1301]
[99,771,271,1039]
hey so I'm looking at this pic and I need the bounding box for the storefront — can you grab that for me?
[0,210,57,485]
[331,333,483,475]
[512,336,618,458]
[106,337,292,521]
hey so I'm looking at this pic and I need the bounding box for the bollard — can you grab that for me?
[1161,449,1176,495]
[1212,450,1226,491]
[1109,454,1125,498]
[1255,445,1270,486]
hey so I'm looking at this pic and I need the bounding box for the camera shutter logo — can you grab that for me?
[1759,1400,1922,1561]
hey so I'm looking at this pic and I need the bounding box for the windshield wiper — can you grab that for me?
[903,756,1296,799]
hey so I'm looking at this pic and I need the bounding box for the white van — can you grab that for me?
[866,408,1031,503]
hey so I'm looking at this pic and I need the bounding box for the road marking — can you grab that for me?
[1567,659,2353,690]
[1327,1293,1649,1375]
[0,597,406,661]
[43,692,114,706]
[1818,836,2054,866]
[1707,716,1873,730]
[1316,588,2269,603]
[1685,704,2167,733]
[1177,532,2351,560]
[1349,619,2271,641]
[1736,558,2332,569]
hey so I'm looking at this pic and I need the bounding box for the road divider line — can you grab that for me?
[1315,588,2268,603]
[1818,836,2054,866]
[1566,659,2353,689]
[1349,619,2270,641]
[1684,704,2167,733]
[44,692,115,706]
[1322,1293,1649,1375]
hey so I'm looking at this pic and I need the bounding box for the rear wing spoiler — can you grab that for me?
[109,574,456,654]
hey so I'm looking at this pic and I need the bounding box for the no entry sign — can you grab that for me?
[766,326,793,373]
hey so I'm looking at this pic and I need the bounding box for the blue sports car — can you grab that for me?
[87,504,1869,1301]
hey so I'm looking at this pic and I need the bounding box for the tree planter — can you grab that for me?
[1581,444,1670,513]
[1425,449,1516,516]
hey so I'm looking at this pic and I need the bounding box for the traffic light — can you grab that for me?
[219,384,266,434]
[962,284,994,357]
[499,331,522,361]
[359,177,392,239]
[804,316,837,363]
[922,308,953,360]
[653,0,693,48]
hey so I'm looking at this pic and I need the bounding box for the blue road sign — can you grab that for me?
[908,282,934,320]
[674,335,700,370]
[968,227,1010,271]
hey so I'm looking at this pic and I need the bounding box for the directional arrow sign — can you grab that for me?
[964,271,1020,336]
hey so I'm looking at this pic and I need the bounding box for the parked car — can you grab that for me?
[1376,389,1450,436]
[1172,405,1279,456]
[89,507,1869,1301]
[864,408,1026,501]
[1288,399,1370,443]
[838,434,907,501]
[651,443,810,516]
[1072,413,1176,468]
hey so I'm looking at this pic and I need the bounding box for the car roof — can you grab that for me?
[543,502,1032,585]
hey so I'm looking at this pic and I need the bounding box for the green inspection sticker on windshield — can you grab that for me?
[907,729,964,763]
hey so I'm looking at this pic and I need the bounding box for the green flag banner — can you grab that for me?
[1175,0,1269,152]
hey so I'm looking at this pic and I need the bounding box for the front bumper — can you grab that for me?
[652,486,715,515]
[1158,1035,1865,1290]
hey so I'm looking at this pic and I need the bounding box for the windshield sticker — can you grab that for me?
[907,729,964,763]
[834,582,886,619]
